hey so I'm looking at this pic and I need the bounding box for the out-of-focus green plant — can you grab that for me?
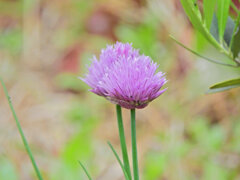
[172,0,240,93]
[0,158,18,180]
[143,117,240,179]
[0,78,43,180]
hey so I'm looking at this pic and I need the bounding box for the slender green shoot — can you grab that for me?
[116,105,132,180]
[78,161,93,180]
[131,109,139,180]
[230,1,239,14]
[107,142,130,180]
[170,35,239,67]
[0,78,43,180]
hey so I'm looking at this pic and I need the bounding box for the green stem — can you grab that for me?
[230,1,239,14]
[78,161,92,180]
[0,78,43,180]
[116,105,132,180]
[170,35,239,67]
[131,109,139,180]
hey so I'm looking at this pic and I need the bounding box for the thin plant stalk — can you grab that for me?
[131,109,139,180]
[78,161,92,180]
[0,78,43,180]
[230,1,239,14]
[116,105,132,180]
[170,35,240,67]
[108,142,130,180]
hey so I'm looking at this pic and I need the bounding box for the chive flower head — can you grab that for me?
[80,42,167,109]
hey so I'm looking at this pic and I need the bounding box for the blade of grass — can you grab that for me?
[0,77,43,180]
[107,142,130,180]
[78,161,93,180]
[116,105,132,180]
[170,35,239,67]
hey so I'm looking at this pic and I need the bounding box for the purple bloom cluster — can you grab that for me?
[81,42,167,109]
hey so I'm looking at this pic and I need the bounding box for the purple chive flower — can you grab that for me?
[80,42,167,109]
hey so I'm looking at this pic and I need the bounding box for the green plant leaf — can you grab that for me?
[224,16,235,46]
[107,142,130,180]
[203,0,217,29]
[170,35,237,67]
[179,0,230,55]
[231,24,240,59]
[229,13,240,50]
[210,14,219,41]
[78,161,92,180]
[216,0,231,43]
[180,0,205,35]
[207,78,240,93]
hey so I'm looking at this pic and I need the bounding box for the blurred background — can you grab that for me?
[1,0,240,179]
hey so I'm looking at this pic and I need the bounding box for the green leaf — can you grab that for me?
[179,0,229,53]
[224,16,235,46]
[0,159,18,180]
[207,78,240,93]
[231,25,240,59]
[216,0,231,43]
[210,14,219,41]
[180,0,205,35]
[78,161,93,180]
[108,142,130,180]
[170,35,237,67]
[203,0,217,29]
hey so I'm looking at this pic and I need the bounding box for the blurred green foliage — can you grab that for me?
[143,117,240,180]
[0,158,18,180]
[0,29,22,55]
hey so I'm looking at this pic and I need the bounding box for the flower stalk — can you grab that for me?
[131,109,139,180]
[116,105,132,180]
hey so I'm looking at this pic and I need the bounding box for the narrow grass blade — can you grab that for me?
[107,142,130,180]
[0,78,43,180]
[78,161,93,180]
[170,35,239,67]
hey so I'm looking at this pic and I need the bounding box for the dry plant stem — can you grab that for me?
[0,78,43,180]
[131,109,139,180]
[116,105,132,180]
